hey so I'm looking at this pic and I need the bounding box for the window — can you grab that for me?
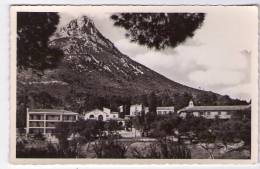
[29,121,44,127]
[46,122,56,127]
[63,115,76,121]
[193,112,199,116]
[46,115,60,120]
[223,111,228,115]
[30,114,44,120]
[89,114,94,118]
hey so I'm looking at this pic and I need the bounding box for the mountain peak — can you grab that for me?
[59,15,97,38]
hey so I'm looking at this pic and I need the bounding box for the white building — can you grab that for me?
[26,108,78,135]
[156,106,175,115]
[178,100,251,119]
[129,104,149,116]
[84,107,119,121]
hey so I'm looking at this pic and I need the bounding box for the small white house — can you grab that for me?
[156,106,175,115]
[84,107,119,121]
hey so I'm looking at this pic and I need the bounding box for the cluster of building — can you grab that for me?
[25,100,250,135]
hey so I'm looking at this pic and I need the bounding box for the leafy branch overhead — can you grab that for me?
[111,13,205,50]
[17,12,63,71]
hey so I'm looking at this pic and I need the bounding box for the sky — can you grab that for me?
[58,7,257,101]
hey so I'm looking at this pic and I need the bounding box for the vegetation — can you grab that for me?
[17,12,63,72]
[111,13,205,49]
[131,140,191,159]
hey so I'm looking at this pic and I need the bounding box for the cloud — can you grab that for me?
[219,83,252,101]
[132,50,206,85]
[182,38,204,47]
[114,39,150,57]
[188,69,245,86]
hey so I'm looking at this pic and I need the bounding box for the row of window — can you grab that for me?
[29,121,66,127]
[29,114,76,121]
[193,111,230,116]
[88,114,117,119]
[28,128,55,134]
[157,110,174,115]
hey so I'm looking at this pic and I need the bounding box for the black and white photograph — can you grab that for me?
[10,6,258,163]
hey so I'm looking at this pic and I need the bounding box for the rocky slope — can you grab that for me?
[48,16,203,96]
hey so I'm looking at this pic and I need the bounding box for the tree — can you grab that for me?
[197,129,217,159]
[17,12,63,72]
[173,92,192,111]
[148,92,157,113]
[111,13,205,50]
[93,137,127,158]
[105,120,120,135]
[32,91,62,108]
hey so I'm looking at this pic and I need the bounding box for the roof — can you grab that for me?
[84,109,119,115]
[130,104,143,107]
[28,109,78,115]
[178,105,251,113]
[84,108,104,114]
[156,106,174,110]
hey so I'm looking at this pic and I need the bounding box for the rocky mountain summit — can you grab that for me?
[48,16,199,95]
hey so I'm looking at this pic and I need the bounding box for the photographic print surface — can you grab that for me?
[10,6,258,164]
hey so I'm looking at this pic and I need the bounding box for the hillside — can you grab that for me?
[16,16,248,121]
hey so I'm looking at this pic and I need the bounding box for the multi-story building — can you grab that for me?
[26,108,78,135]
[178,100,251,119]
[156,106,175,115]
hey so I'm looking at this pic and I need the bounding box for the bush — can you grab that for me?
[93,138,127,158]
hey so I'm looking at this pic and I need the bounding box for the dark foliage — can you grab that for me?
[159,140,191,159]
[131,140,191,159]
[17,12,63,71]
[93,138,127,158]
[111,13,205,49]
[16,144,58,158]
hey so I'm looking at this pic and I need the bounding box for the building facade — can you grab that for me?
[84,107,119,121]
[26,108,78,135]
[129,104,149,116]
[156,106,175,115]
[178,100,251,120]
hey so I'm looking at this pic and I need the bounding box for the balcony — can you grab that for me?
[62,115,76,121]
[46,122,57,128]
[46,115,60,121]
[29,128,44,134]
[29,114,44,120]
[29,121,44,127]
